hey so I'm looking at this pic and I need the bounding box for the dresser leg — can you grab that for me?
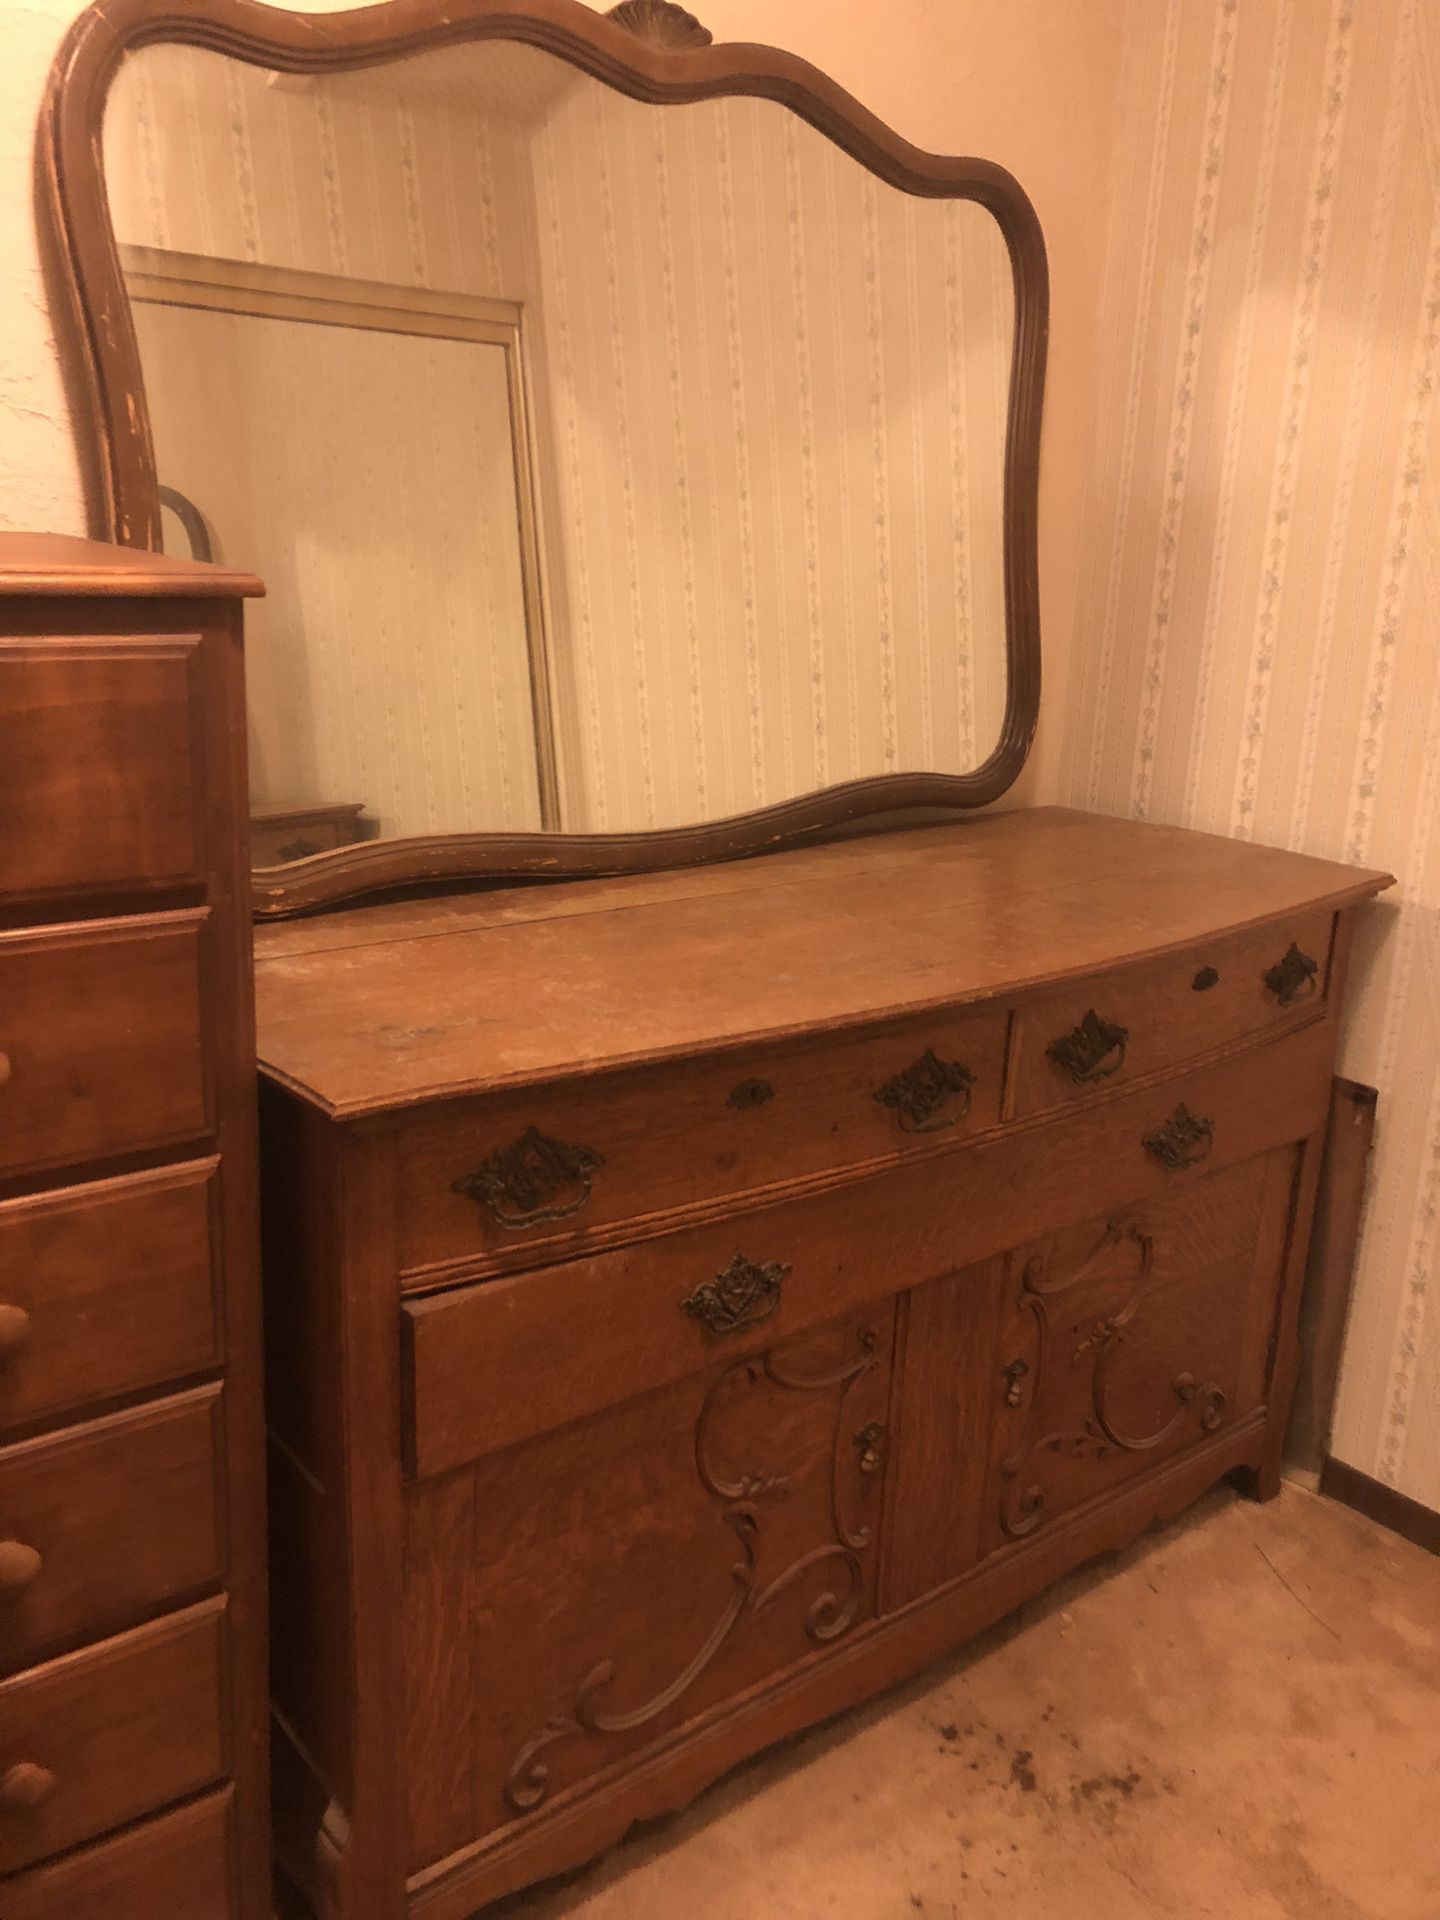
[1229,1458,1283,1503]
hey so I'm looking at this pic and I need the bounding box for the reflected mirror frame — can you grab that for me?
[39,0,1049,918]
[119,248,564,835]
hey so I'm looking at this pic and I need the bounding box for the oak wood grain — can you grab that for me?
[0,910,211,1179]
[0,1785,234,1919]
[0,1598,227,1874]
[255,811,1388,1114]
[0,1160,220,1436]
[0,1385,223,1673]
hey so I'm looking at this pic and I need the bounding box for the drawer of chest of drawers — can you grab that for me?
[0,1596,227,1876]
[0,1386,223,1674]
[1010,908,1336,1119]
[0,1785,232,1919]
[0,911,211,1179]
[0,1162,220,1437]
[0,637,202,900]
[402,1018,1334,1480]
[396,1002,1009,1286]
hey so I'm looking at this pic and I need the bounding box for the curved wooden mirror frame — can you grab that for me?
[39,0,1048,917]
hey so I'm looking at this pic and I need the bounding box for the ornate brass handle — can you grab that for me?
[452,1125,605,1231]
[682,1252,790,1338]
[1046,1009,1129,1085]
[874,1048,975,1134]
[1263,941,1319,1007]
[1142,1104,1214,1172]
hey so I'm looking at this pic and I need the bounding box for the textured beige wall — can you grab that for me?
[1057,0,1438,1509]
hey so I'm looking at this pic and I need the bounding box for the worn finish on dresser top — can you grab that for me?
[254,808,1390,1920]
[0,534,269,1919]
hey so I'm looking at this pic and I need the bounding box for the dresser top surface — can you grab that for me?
[254,808,1390,1116]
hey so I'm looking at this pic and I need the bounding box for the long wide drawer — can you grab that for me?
[0,637,202,901]
[0,1386,223,1674]
[0,912,211,1179]
[402,1017,1334,1479]
[0,1785,233,1919]
[396,1002,1009,1287]
[0,1161,220,1437]
[0,1597,227,1875]
[1009,907,1336,1118]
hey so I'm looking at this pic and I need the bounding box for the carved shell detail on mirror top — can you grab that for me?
[42,0,1047,915]
[606,0,714,48]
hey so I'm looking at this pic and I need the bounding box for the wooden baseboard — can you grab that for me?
[1319,1457,1440,1554]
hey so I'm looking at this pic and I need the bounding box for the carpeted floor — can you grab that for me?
[492,1484,1440,1920]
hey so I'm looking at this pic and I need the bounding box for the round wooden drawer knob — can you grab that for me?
[0,1305,32,1363]
[0,1541,41,1594]
[0,1051,10,1086]
[0,1763,56,1812]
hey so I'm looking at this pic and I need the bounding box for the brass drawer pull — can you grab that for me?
[1047,1009,1129,1085]
[0,1763,56,1813]
[1143,1104,1214,1172]
[1263,941,1319,1007]
[453,1125,604,1231]
[0,1541,41,1595]
[0,1305,31,1365]
[682,1252,790,1338]
[874,1048,975,1134]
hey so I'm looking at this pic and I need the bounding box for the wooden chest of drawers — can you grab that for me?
[254,808,1389,1920]
[0,536,268,1918]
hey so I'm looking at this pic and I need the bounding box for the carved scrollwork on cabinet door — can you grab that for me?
[399,1303,894,1858]
[982,1155,1288,1554]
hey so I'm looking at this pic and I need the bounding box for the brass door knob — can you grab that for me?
[0,1763,56,1812]
[0,1305,32,1363]
[0,1541,41,1594]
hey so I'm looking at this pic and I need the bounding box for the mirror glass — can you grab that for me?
[103,37,1016,861]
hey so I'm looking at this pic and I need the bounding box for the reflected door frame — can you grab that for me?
[119,243,564,830]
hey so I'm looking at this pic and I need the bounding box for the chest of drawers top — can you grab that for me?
[254,807,1389,1120]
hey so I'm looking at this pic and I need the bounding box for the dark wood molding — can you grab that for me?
[1319,1457,1440,1556]
[36,0,1048,916]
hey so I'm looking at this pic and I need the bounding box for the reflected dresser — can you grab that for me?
[0,535,269,1918]
[254,808,1390,1920]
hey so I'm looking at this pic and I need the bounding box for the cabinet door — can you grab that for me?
[402,1301,894,1873]
[982,1148,1293,1552]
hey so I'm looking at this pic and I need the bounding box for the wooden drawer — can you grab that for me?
[0,1785,232,1919]
[1009,908,1336,1118]
[0,1162,220,1437]
[0,1597,227,1875]
[251,801,366,867]
[396,1002,1009,1286]
[402,1018,1335,1479]
[0,911,211,1179]
[0,638,201,900]
[0,1386,223,1674]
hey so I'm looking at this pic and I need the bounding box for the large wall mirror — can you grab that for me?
[41,0,1046,914]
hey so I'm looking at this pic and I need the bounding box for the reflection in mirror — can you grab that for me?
[103,36,1016,863]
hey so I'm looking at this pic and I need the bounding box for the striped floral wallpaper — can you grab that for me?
[530,80,1012,832]
[1056,0,1439,1508]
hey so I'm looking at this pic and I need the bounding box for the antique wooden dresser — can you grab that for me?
[254,807,1389,1920]
[0,535,269,1916]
